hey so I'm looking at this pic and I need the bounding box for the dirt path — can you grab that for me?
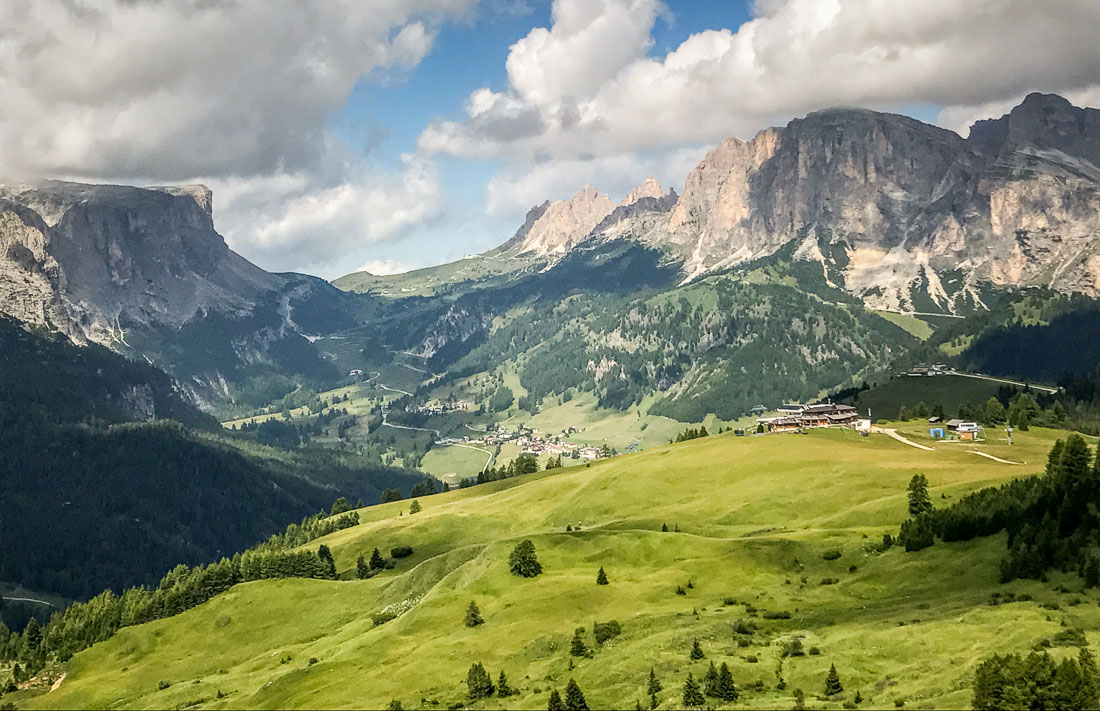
[50,673,66,692]
[872,427,935,451]
[968,450,1022,465]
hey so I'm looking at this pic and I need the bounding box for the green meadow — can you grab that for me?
[22,425,1099,710]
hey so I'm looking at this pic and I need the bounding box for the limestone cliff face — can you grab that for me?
[514,185,617,256]
[0,180,348,399]
[624,93,1099,310]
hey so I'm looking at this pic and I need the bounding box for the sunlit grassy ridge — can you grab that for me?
[24,426,1100,710]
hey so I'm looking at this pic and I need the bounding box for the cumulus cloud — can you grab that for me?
[209,154,442,275]
[0,0,474,180]
[421,0,1100,163]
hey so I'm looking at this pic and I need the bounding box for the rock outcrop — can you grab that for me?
[521,93,1099,311]
[0,180,350,398]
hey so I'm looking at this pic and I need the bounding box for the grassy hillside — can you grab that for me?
[17,424,1099,710]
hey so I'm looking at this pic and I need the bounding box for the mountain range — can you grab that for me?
[0,93,1097,416]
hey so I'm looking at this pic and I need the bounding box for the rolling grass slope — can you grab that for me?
[22,426,1100,710]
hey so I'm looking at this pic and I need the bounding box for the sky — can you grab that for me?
[0,0,1097,280]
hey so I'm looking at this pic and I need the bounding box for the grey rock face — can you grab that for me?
[0,180,288,344]
[522,94,1099,311]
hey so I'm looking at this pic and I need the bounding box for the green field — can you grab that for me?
[17,424,1099,710]
[854,375,1008,420]
[872,311,935,340]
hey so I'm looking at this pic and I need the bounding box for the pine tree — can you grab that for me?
[907,474,932,517]
[689,639,705,660]
[682,673,705,708]
[356,555,370,579]
[854,689,863,704]
[465,600,484,627]
[22,618,41,650]
[497,670,514,697]
[596,566,609,585]
[547,690,565,711]
[386,700,403,710]
[564,678,589,711]
[703,661,718,697]
[369,547,385,570]
[824,663,844,696]
[570,628,588,657]
[647,668,662,696]
[509,539,543,577]
[1084,555,1100,588]
[661,523,668,532]
[317,544,337,578]
[409,499,421,514]
[715,662,738,702]
[466,662,494,699]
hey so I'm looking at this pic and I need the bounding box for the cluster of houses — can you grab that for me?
[438,424,607,461]
[756,402,861,433]
[415,400,473,416]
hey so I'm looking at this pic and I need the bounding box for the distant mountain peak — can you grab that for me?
[623,176,664,206]
[513,185,616,256]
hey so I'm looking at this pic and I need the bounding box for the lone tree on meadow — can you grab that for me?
[570,628,589,657]
[564,678,589,711]
[509,539,543,577]
[647,668,662,696]
[409,499,422,514]
[689,639,705,660]
[596,566,609,585]
[682,673,705,708]
[465,600,484,627]
[466,662,494,699]
[824,663,844,696]
[907,474,932,517]
[369,547,386,570]
[356,555,370,579]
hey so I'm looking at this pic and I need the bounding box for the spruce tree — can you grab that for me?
[689,638,705,660]
[386,700,403,710]
[854,689,863,704]
[356,555,370,579]
[409,499,421,514]
[907,474,932,517]
[682,673,705,708]
[317,545,337,578]
[465,600,484,627]
[497,670,513,697]
[596,566,609,585]
[824,663,844,696]
[661,523,668,532]
[369,547,385,570]
[570,628,588,657]
[647,668,662,696]
[466,662,494,699]
[564,678,589,711]
[703,661,718,697]
[1084,555,1100,588]
[715,662,738,702]
[547,689,565,711]
[23,618,41,650]
[509,539,543,577]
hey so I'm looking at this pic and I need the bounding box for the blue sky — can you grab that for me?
[2,0,1094,278]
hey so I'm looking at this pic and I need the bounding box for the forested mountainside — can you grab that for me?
[337,242,914,421]
[0,318,422,600]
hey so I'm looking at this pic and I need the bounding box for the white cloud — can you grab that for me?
[421,0,1100,163]
[0,0,475,181]
[355,259,418,277]
[209,154,442,275]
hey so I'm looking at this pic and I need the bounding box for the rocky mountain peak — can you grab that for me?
[513,185,616,256]
[623,176,664,206]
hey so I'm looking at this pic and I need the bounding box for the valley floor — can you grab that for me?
[18,426,1099,710]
